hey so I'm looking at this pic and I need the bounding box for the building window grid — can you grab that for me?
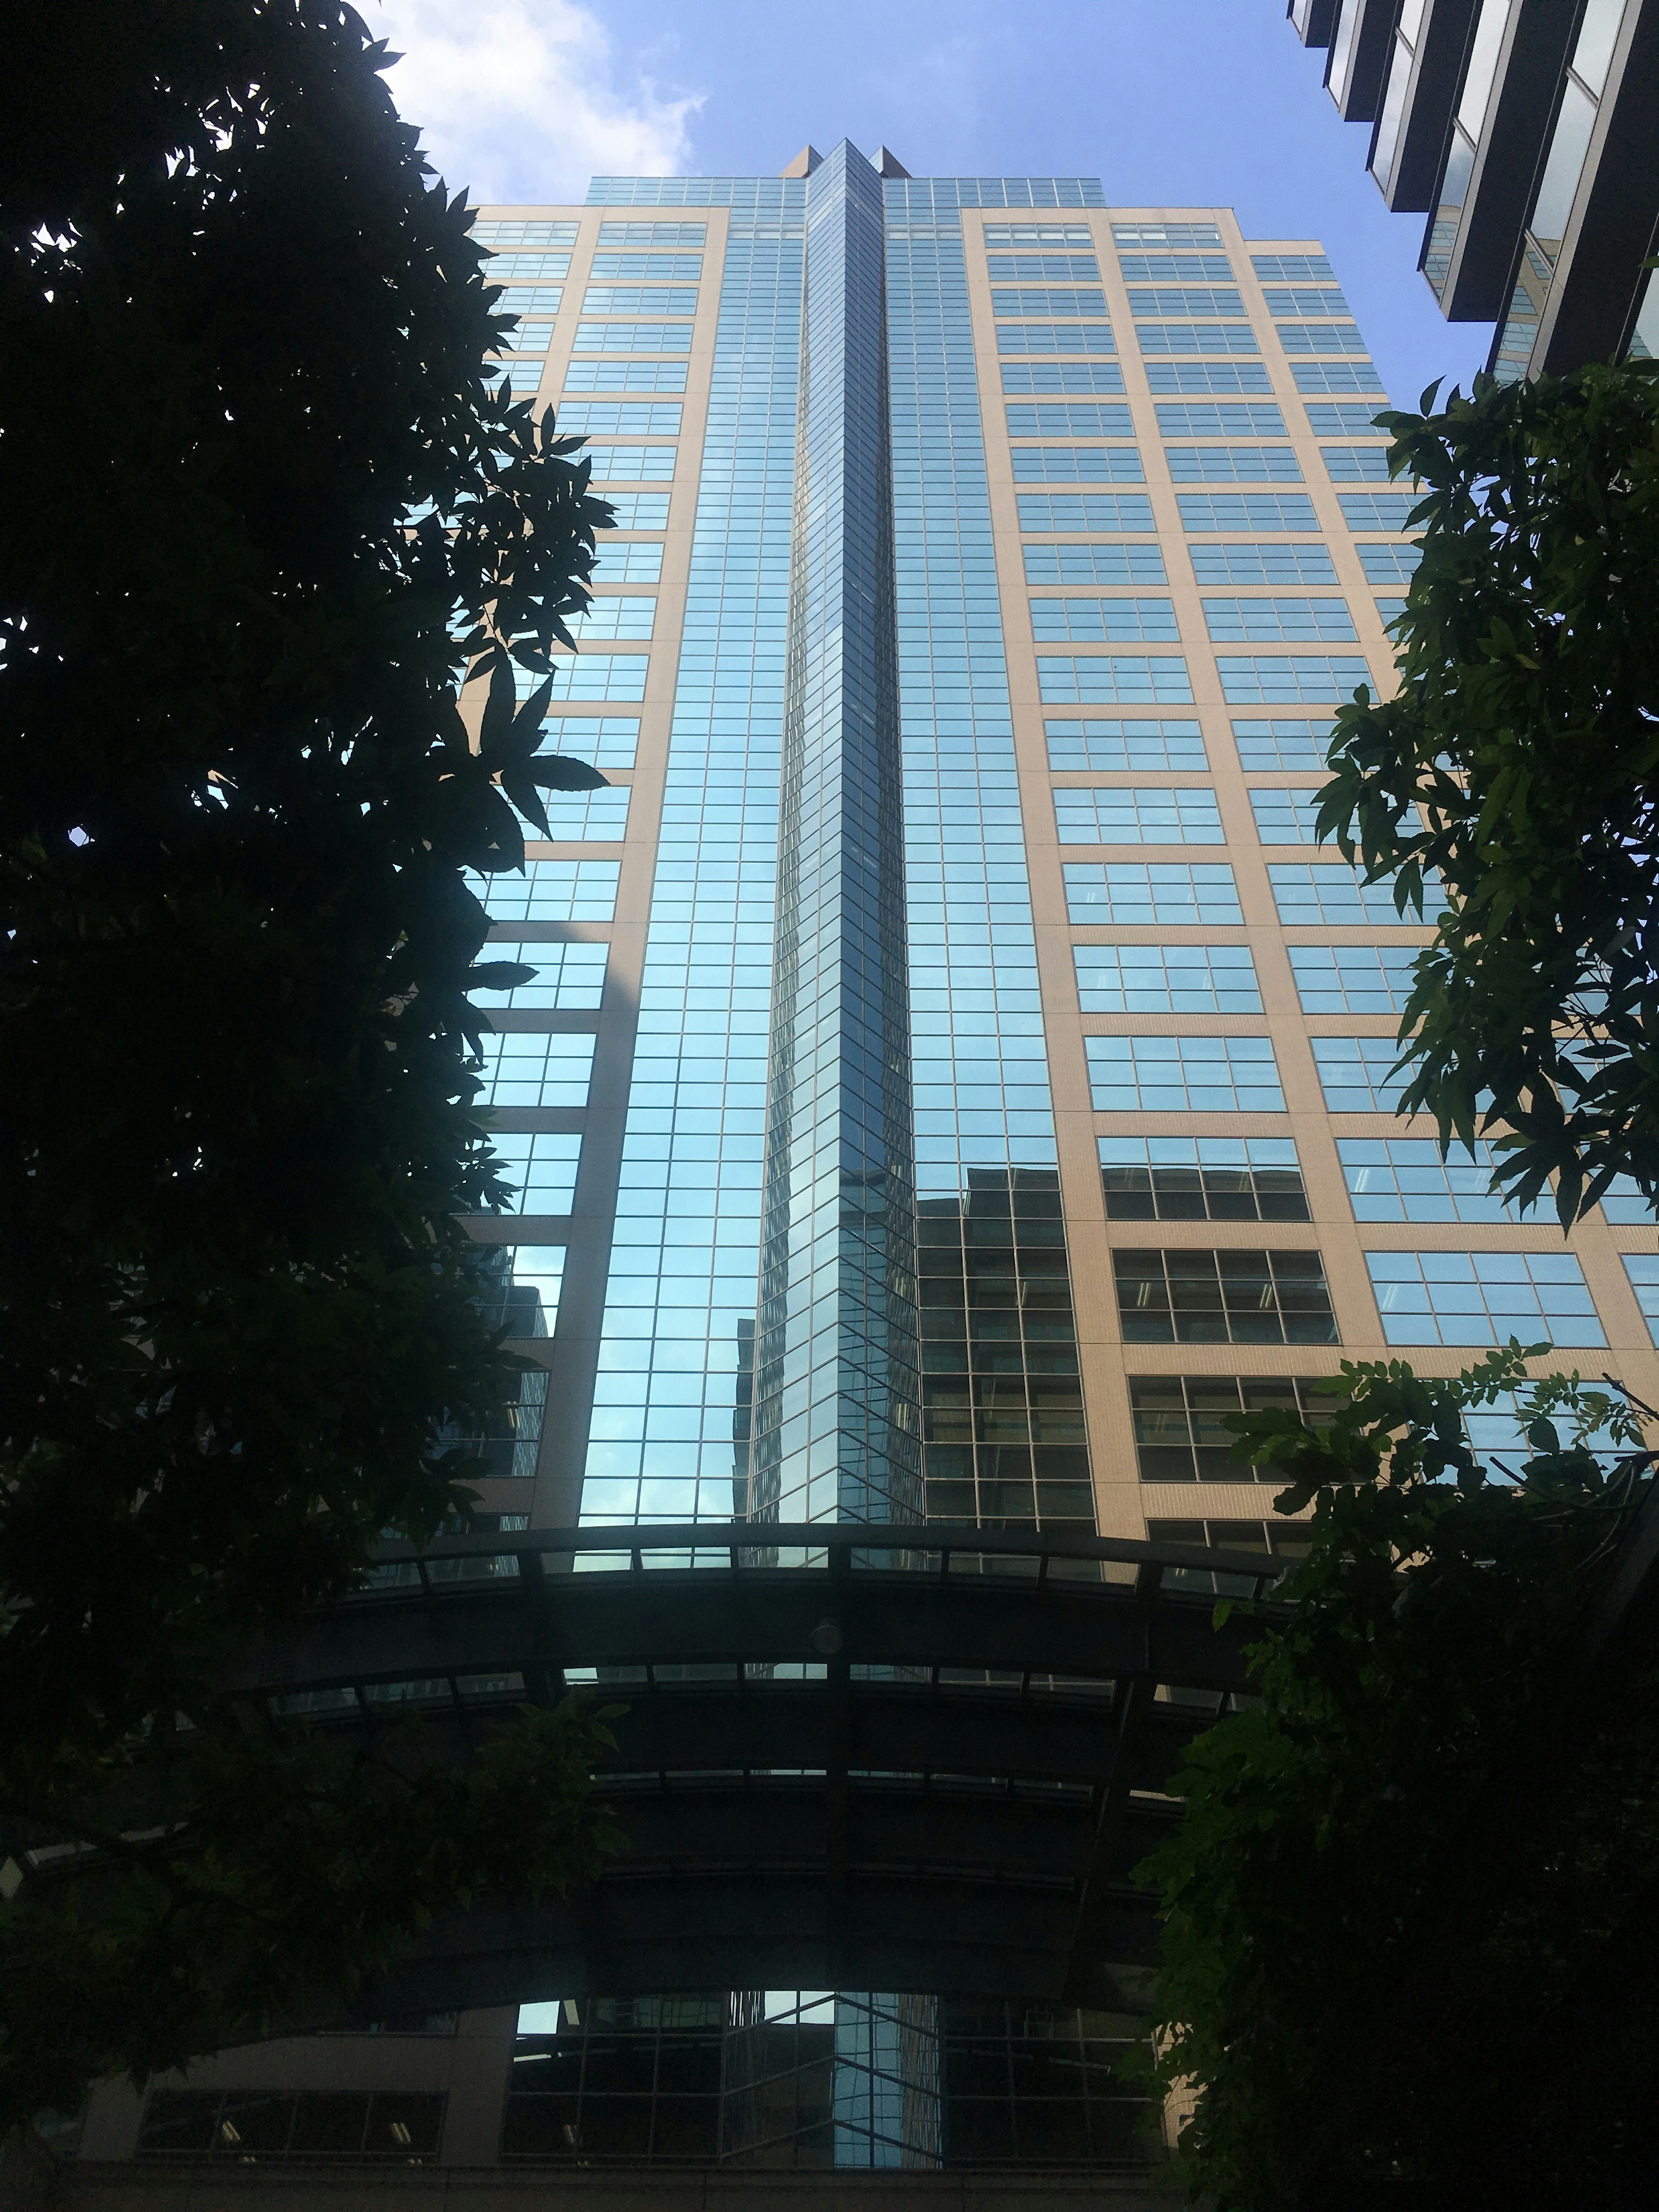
[1023,544,1169,586]
[469,861,621,923]
[138,2092,446,2162]
[1231,717,1334,769]
[487,1131,585,1216]
[1064,862,1242,926]
[1311,1034,1412,1113]
[1054,785,1224,845]
[1131,1373,1338,1483]
[1216,654,1372,704]
[1339,1138,1530,1225]
[474,1033,597,1109]
[505,1994,1152,2170]
[1005,403,1133,436]
[1000,362,1127,394]
[1249,786,1328,843]
[1269,863,1443,927]
[1146,363,1274,395]
[584,224,800,1527]
[1118,254,1236,283]
[1189,543,1337,587]
[534,717,641,768]
[1115,1249,1338,1345]
[1164,445,1304,483]
[1137,324,1261,356]
[1177,492,1320,532]
[1624,1257,1659,1341]
[919,1172,1090,1533]
[471,941,608,1011]
[1086,1034,1285,1114]
[1291,361,1385,394]
[893,233,1073,1355]
[1100,1136,1306,1222]
[1367,1252,1605,1349]
[1011,447,1145,485]
[1031,595,1179,642]
[1038,656,1194,706]
[1285,943,1413,1016]
[1208,599,1355,644]
[1044,717,1205,771]
[1016,492,1156,533]
[1075,943,1261,1016]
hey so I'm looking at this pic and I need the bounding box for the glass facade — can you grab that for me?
[99,150,1659,2186]
[752,142,919,1526]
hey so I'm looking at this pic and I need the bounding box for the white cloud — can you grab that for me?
[368,0,701,203]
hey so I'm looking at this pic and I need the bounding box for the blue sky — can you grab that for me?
[373,0,1494,408]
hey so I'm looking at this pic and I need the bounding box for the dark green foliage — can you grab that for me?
[1316,362,1659,1226]
[0,0,617,2116]
[1138,1348,1659,2209]
[1,1700,623,2127]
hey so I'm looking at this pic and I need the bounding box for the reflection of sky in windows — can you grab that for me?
[470,941,606,1011]
[1465,1389,1628,1476]
[1208,598,1355,643]
[1357,542,1421,585]
[566,593,658,633]
[534,716,639,768]
[1289,943,1416,1014]
[1086,1034,1284,1112]
[1011,446,1144,483]
[1045,717,1206,770]
[1270,862,1443,925]
[589,542,664,583]
[583,201,801,1528]
[1190,543,1336,586]
[1016,492,1154,531]
[1023,543,1166,585]
[1340,1138,1523,1222]
[1038,655,1194,705]
[1231,717,1334,769]
[474,1033,595,1106]
[1055,785,1223,843]
[1311,1035,1411,1112]
[893,213,1055,1199]
[467,860,619,922]
[1075,942,1260,1014]
[563,361,687,394]
[1166,446,1303,483]
[535,655,648,703]
[524,788,631,842]
[1249,786,1327,842]
[1624,1256,1659,1343]
[1064,861,1240,925]
[1602,1177,1659,1224]
[1217,654,1371,703]
[1367,1251,1605,1348]
[1030,595,1177,641]
[468,1244,564,1337]
[486,1131,582,1214]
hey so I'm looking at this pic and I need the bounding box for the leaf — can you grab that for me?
[466,961,537,993]
[529,753,608,791]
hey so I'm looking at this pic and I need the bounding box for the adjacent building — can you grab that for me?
[68,146,1659,2186]
[1288,0,1659,375]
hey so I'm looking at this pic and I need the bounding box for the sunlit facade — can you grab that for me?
[73,144,1659,2185]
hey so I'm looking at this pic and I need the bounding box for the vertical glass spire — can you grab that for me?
[751,141,921,1526]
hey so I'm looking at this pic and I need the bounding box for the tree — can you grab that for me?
[1136,1348,1659,2210]
[1317,360,1659,1226]
[0,0,616,2120]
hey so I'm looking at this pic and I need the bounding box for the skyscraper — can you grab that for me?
[70,148,1659,2186]
[1288,0,1659,376]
